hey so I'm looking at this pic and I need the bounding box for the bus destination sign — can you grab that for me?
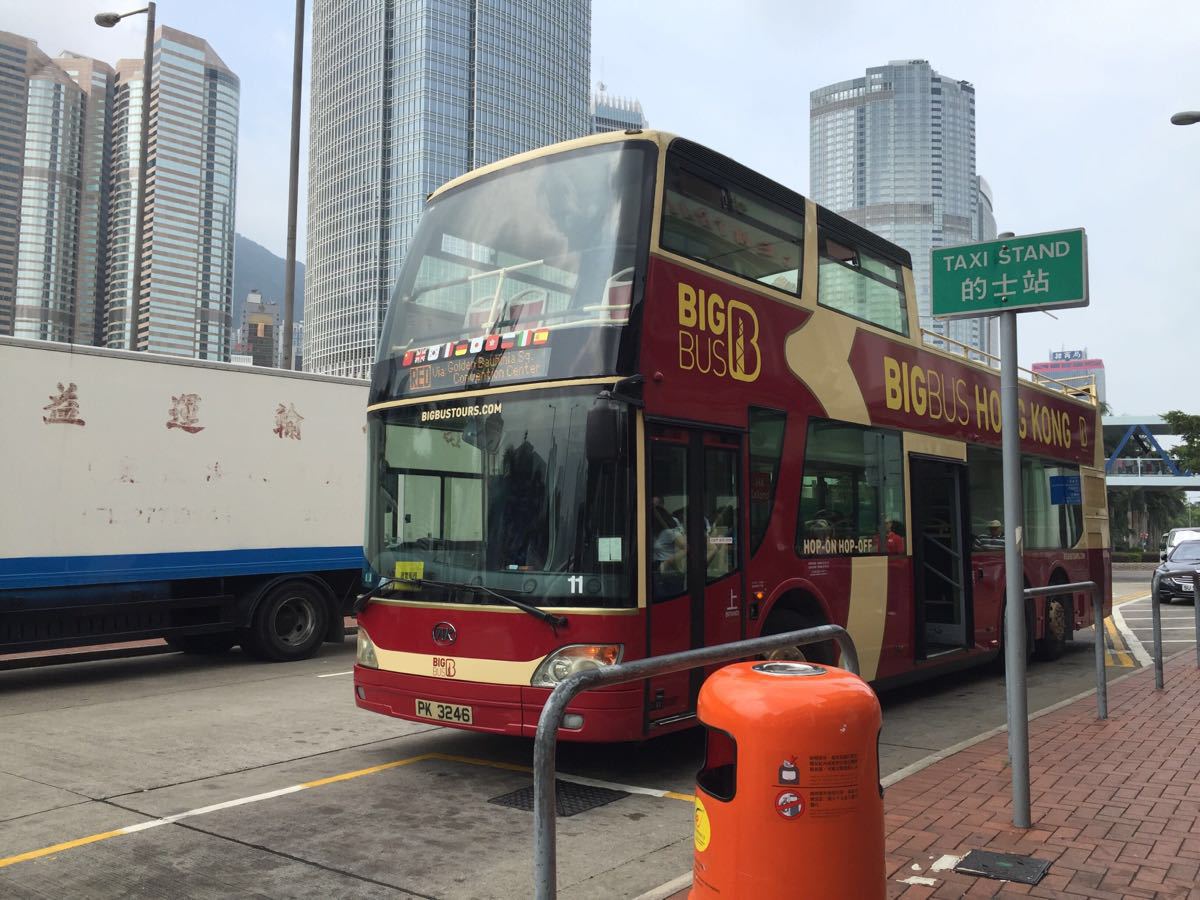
[930,228,1088,319]
[406,346,551,394]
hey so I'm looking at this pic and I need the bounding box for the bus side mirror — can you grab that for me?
[586,398,622,462]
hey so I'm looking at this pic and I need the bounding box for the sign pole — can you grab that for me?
[999,307,1030,828]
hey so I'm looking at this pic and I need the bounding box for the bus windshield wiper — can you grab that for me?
[412,577,568,634]
[354,576,568,634]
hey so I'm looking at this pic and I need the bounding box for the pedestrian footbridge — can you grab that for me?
[1104,415,1200,489]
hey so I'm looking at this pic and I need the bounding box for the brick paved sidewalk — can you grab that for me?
[664,653,1200,900]
[886,652,1200,899]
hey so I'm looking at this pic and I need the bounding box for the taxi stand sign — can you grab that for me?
[930,227,1090,831]
[930,228,1088,319]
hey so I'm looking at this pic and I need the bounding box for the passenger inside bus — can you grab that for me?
[885,519,905,554]
[652,502,688,597]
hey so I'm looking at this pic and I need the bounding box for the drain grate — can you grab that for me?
[488,780,629,817]
[954,850,1051,885]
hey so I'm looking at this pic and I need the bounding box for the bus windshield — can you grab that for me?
[375,141,654,397]
[367,386,634,608]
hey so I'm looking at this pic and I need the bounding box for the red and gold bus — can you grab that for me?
[354,131,1110,742]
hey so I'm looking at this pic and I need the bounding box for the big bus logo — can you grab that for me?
[676,281,761,382]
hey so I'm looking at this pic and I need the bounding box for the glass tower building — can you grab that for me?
[0,34,98,344]
[591,89,646,134]
[106,27,239,359]
[305,0,592,378]
[57,52,115,347]
[810,60,994,355]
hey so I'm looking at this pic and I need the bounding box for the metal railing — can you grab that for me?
[531,625,859,900]
[1023,581,1105,718]
[920,328,1098,403]
[1149,570,1200,689]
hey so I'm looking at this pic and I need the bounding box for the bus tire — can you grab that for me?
[243,580,329,662]
[165,632,238,655]
[1033,595,1068,661]
[762,608,835,666]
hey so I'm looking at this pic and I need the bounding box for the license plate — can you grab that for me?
[415,698,473,725]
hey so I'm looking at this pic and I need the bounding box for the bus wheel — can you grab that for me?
[1033,596,1068,661]
[244,580,329,662]
[165,632,238,655]
[762,609,835,666]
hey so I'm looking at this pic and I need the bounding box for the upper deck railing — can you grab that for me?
[921,328,1098,406]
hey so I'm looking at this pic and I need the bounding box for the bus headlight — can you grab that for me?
[531,644,623,687]
[357,628,379,669]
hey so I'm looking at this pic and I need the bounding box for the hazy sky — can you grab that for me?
[8,0,1200,415]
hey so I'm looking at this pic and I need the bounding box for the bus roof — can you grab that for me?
[429,130,912,270]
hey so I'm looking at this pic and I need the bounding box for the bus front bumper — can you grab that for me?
[353,666,646,742]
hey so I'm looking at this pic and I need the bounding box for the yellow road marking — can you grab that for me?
[0,829,125,869]
[1113,589,1150,607]
[300,753,435,788]
[0,750,691,871]
[1103,617,1134,668]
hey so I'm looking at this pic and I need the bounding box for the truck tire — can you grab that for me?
[165,632,238,655]
[244,580,329,662]
[1033,595,1068,661]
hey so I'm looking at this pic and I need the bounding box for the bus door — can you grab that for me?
[645,425,744,727]
[909,456,973,658]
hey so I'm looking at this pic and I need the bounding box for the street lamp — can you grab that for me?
[281,0,305,370]
[1171,111,1200,126]
[96,3,155,351]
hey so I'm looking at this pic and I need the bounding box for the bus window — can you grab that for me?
[796,420,903,557]
[748,408,786,555]
[651,442,690,600]
[817,233,909,336]
[661,157,803,295]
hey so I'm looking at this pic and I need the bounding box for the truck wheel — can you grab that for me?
[165,632,238,655]
[762,609,835,666]
[244,580,329,662]
[1033,595,1068,661]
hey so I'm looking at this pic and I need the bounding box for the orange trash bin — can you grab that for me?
[690,661,884,899]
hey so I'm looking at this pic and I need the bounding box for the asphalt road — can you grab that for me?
[0,578,1156,899]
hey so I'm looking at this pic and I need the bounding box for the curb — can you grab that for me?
[632,871,692,900]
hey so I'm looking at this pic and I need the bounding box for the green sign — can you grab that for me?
[930,228,1088,319]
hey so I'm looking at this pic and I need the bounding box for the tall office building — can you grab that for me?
[106,27,239,359]
[810,60,994,355]
[305,0,592,378]
[591,87,646,133]
[1032,351,1106,404]
[239,290,279,367]
[0,34,94,343]
[56,52,115,347]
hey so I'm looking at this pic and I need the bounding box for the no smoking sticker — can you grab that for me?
[775,790,805,819]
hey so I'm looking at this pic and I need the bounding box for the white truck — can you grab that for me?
[0,336,368,661]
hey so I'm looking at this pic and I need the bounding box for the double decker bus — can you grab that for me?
[354,130,1110,742]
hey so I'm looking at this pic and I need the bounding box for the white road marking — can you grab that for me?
[316,670,354,678]
[1111,606,1154,667]
[118,785,308,834]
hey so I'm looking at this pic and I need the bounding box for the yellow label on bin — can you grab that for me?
[393,560,425,590]
[694,796,711,852]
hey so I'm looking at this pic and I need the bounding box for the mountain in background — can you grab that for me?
[232,233,305,333]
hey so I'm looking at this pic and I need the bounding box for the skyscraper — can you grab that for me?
[106,27,239,359]
[305,0,591,378]
[0,34,92,343]
[56,52,115,347]
[810,60,994,354]
[591,87,647,134]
